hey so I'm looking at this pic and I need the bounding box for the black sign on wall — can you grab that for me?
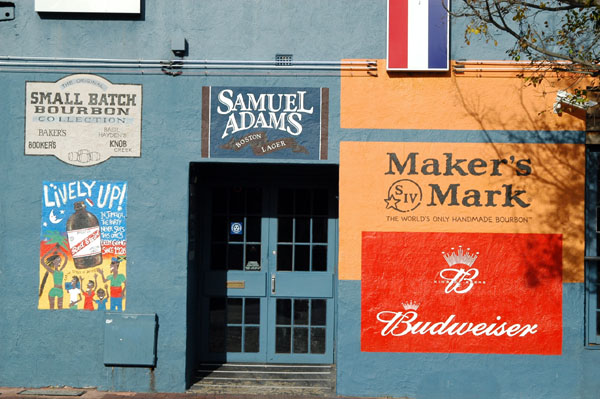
[202,86,329,160]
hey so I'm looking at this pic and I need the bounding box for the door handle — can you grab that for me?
[271,274,276,294]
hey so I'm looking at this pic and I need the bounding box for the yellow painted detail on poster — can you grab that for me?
[339,142,585,282]
[340,60,587,132]
[38,253,127,311]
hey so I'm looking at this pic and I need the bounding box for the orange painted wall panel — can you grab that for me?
[340,60,586,131]
[339,142,585,282]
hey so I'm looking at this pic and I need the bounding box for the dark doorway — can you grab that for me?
[187,163,338,387]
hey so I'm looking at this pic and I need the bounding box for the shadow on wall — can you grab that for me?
[452,75,586,283]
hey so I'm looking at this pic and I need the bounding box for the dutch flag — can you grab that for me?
[387,0,450,71]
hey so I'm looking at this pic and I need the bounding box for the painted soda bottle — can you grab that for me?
[66,201,103,269]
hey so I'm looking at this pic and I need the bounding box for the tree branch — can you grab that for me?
[457,0,600,72]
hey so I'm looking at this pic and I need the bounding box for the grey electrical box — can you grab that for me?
[103,313,157,367]
[171,34,187,56]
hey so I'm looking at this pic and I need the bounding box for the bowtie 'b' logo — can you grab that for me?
[438,246,482,294]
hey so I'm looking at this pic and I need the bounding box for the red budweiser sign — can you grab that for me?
[361,232,563,355]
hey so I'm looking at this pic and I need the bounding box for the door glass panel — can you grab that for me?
[245,327,260,352]
[312,246,327,272]
[246,244,261,266]
[312,217,327,243]
[276,187,330,272]
[227,244,243,270]
[294,246,310,271]
[227,326,242,352]
[276,327,291,353]
[227,298,243,324]
[294,299,309,325]
[210,186,263,271]
[278,217,293,242]
[275,298,327,355]
[246,216,261,242]
[210,297,261,354]
[245,298,260,324]
[293,327,309,353]
[295,218,310,242]
[311,299,327,326]
[277,244,293,271]
[310,328,326,354]
[276,298,291,324]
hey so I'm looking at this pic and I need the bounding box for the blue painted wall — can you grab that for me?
[0,1,510,61]
[0,71,339,393]
[338,281,600,399]
[0,0,597,397]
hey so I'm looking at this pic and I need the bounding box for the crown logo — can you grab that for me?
[401,300,420,311]
[442,245,479,267]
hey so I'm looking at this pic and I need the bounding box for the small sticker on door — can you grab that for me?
[230,222,243,235]
[245,261,261,271]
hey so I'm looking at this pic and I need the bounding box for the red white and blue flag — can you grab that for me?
[387,0,450,71]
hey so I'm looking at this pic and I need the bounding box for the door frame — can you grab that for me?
[188,162,339,365]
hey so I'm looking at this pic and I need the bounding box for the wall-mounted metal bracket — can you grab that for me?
[0,2,15,21]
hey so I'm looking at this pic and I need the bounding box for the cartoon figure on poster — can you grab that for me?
[39,180,127,311]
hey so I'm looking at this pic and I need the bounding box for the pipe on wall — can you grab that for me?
[0,56,378,76]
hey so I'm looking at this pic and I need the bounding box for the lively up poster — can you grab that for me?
[38,180,127,311]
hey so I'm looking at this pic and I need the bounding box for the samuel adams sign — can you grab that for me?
[202,86,329,160]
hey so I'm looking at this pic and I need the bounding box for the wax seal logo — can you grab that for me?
[385,179,422,212]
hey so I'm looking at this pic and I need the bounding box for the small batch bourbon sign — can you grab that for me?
[25,74,142,166]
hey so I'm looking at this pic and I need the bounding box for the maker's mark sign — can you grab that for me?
[25,74,142,166]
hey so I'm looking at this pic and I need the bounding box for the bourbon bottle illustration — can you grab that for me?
[66,201,103,269]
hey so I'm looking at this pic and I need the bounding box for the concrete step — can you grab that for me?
[190,363,336,396]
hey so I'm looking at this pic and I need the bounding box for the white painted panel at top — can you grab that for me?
[406,0,429,70]
[35,0,140,13]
